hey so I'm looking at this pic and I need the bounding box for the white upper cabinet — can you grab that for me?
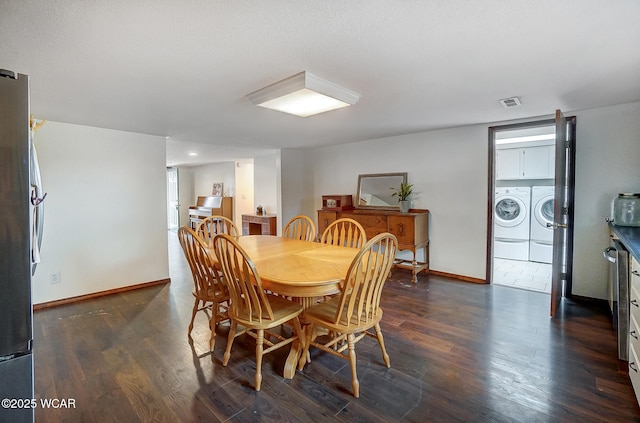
[522,145,555,179]
[496,148,522,180]
[496,145,555,180]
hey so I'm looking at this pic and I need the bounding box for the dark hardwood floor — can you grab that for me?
[31,232,640,422]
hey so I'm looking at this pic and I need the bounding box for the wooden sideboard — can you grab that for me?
[317,208,429,283]
[242,213,277,236]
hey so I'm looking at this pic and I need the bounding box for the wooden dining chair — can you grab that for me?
[298,232,398,398]
[283,214,317,241]
[178,226,230,351]
[213,233,304,391]
[196,215,239,247]
[320,217,367,248]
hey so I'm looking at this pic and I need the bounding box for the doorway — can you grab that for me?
[491,123,556,294]
[487,113,576,316]
[167,167,179,232]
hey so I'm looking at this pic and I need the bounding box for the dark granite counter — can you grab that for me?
[610,223,640,261]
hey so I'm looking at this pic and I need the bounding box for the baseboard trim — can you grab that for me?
[33,278,171,311]
[429,270,486,284]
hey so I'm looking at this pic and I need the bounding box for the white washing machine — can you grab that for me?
[494,187,531,261]
[530,186,554,263]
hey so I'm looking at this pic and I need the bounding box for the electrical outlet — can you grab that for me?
[50,272,61,284]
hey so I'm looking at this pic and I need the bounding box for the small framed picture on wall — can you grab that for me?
[212,182,223,196]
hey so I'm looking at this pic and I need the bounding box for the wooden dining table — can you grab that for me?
[207,235,360,378]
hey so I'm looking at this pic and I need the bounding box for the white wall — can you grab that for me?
[190,161,236,225]
[32,122,169,304]
[234,159,255,225]
[254,152,281,232]
[572,102,640,298]
[286,101,640,299]
[186,159,259,227]
[299,125,489,280]
[177,166,194,227]
[192,162,236,199]
[281,149,313,229]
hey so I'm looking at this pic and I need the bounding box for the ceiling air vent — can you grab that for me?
[499,96,522,108]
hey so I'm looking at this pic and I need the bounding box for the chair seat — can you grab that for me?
[230,294,303,330]
[193,288,229,303]
[303,296,383,333]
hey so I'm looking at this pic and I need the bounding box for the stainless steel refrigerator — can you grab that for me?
[0,69,44,423]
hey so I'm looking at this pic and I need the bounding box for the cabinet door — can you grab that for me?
[522,145,554,179]
[317,211,337,237]
[631,279,640,405]
[388,215,415,247]
[496,148,522,180]
[631,254,640,290]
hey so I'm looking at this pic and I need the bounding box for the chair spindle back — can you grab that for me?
[197,216,239,247]
[178,226,228,302]
[333,232,397,328]
[283,215,316,241]
[213,234,274,323]
[320,218,367,249]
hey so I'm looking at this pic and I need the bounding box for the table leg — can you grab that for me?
[283,339,301,379]
[282,297,314,378]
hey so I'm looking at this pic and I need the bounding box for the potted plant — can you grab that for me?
[391,182,414,213]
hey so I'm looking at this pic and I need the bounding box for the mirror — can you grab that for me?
[356,172,407,209]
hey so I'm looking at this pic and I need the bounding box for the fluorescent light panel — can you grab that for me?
[247,72,360,117]
[496,134,556,145]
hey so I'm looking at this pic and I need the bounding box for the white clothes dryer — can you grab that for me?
[530,186,554,242]
[494,187,531,261]
[529,186,554,263]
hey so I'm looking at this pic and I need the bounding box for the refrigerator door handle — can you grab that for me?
[30,187,47,206]
[603,246,617,263]
[30,142,45,275]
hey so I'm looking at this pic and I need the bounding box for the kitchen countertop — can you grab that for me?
[610,223,640,261]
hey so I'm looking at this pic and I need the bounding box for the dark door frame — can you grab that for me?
[486,116,576,299]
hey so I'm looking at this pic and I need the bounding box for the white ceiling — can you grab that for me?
[2,1,639,166]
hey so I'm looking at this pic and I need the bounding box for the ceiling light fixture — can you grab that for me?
[247,71,360,117]
[496,134,556,145]
[188,152,198,156]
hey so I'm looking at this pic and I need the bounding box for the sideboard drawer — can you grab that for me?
[349,214,387,239]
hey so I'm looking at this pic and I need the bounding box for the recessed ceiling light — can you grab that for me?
[188,152,198,156]
[247,71,360,117]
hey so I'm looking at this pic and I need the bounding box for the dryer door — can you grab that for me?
[495,196,526,227]
[534,196,554,227]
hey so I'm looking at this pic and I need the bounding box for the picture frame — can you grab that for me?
[212,182,223,196]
